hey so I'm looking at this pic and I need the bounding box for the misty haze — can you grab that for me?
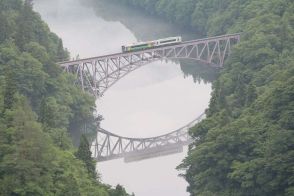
[1,0,293,196]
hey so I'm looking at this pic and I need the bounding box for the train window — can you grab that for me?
[160,39,176,44]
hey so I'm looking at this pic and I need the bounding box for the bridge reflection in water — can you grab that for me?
[59,33,240,162]
[92,113,205,163]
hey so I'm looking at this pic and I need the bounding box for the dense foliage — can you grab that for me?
[85,0,219,84]
[76,135,98,180]
[0,0,132,195]
[110,0,294,195]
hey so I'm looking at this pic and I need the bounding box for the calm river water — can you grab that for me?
[34,0,217,195]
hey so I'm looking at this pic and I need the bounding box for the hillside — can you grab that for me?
[109,0,294,195]
[0,0,132,195]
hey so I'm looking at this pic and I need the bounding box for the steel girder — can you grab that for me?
[59,33,240,98]
[59,34,240,162]
[92,113,205,162]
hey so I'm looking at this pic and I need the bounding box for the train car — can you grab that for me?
[121,41,154,53]
[122,36,182,53]
[154,36,182,47]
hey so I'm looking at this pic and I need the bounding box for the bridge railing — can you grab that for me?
[58,34,241,162]
[58,33,240,67]
[58,33,240,98]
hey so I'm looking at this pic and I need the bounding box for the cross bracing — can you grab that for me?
[92,113,205,162]
[59,33,240,98]
[59,33,240,162]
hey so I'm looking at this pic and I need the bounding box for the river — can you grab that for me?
[34,0,217,195]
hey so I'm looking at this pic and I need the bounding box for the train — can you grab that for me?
[121,36,182,53]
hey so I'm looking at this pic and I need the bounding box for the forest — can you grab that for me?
[1,0,293,195]
[110,0,294,195]
[0,0,132,195]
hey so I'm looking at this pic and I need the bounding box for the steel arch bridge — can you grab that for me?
[59,33,240,162]
[60,33,240,98]
[92,113,205,162]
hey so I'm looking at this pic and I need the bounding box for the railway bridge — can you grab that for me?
[59,33,240,162]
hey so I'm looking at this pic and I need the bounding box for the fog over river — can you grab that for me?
[34,0,217,195]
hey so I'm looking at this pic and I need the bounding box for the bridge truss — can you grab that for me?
[59,33,240,162]
[60,33,240,98]
[92,113,205,162]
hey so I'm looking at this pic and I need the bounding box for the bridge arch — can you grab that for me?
[92,113,205,162]
[60,33,240,98]
[59,33,240,162]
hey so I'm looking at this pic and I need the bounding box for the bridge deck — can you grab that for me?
[59,33,240,67]
[60,33,241,162]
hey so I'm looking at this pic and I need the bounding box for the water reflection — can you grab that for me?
[80,0,194,41]
[81,0,219,83]
[34,0,216,195]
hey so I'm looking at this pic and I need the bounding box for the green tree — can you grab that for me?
[0,96,56,195]
[109,184,130,196]
[15,0,34,50]
[2,67,17,113]
[246,83,257,106]
[75,134,97,180]
[0,0,119,195]
[113,0,294,195]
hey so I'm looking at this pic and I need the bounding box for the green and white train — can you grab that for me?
[121,36,182,53]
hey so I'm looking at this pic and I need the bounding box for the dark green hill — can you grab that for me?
[108,0,294,195]
[0,0,131,195]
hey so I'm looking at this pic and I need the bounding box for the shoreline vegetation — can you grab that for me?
[0,0,132,195]
[109,0,294,195]
[0,0,293,195]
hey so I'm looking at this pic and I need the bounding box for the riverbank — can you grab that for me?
[109,0,294,195]
[0,1,134,195]
[34,0,219,195]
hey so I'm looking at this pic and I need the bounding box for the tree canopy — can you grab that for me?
[110,0,294,195]
[0,0,131,195]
